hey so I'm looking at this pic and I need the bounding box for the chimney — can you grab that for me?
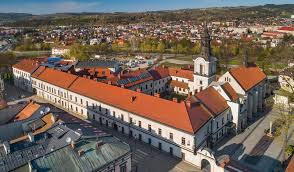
[87,76,91,79]
[67,71,71,74]
[121,84,125,88]
[83,75,87,78]
[28,132,34,142]
[93,78,97,81]
[78,149,85,156]
[186,100,191,109]
[107,81,112,85]
[96,140,104,149]
[70,140,75,149]
[154,93,160,98]
[136,88,141,93]
[172,98,178,103]
[3,141,10,155]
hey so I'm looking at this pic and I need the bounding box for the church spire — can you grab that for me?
[201,21,212,61]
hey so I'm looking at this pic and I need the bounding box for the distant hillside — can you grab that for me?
[0,13,33,24]
[2,4,294,27]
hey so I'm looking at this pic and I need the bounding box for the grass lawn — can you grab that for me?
[161,62,188,68]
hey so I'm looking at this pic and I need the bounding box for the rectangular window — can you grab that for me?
[75,97,77,102]
[222,117,224,125]
[113,111,116,117]
[129,117,133,124]
[169,133,173,140]
[138,121,141,128]
[217,122,219,129]
[80,99,83,105]
[181,137,186,145]
[70,95,72,100]
[148,125,151,132]
[158,128,162,136]
[121,114,124,121]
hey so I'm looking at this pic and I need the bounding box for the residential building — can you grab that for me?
[51,46,70,56]
[0,123,132,172]
[274,66,294,109]
[12,59,41,92]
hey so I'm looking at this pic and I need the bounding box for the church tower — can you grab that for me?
[192,22,217,94]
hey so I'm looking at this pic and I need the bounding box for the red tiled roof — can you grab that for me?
[221,82,239,102]
[229,64,266,92]
[278,26,294,31]
[12,59,40,74]
[148,67,170,80]
[286,156,294,172]
[32,68,212,133]
[32,68,78,89]
[168,68,194,80]
[187,104,212,132]
[170,80,189,89]
[14,102,40,121]
[195,87,229,116]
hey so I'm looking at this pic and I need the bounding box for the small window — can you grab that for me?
[121,114,124,121]
[129,117,133,124]
[158,128,162,136]
[169,133,173,140]
[181,137,185,145]
[138,121,141,128]
[148,125,151,132]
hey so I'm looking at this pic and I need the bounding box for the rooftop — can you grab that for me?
[32,68,212,134]
[195,87,229,116]
[75,60,118,69]
[229,64,266,92]
[12,59,41,74]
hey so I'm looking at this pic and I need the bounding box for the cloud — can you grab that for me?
[0,1,101,14]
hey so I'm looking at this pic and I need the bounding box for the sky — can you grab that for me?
[0,0,293,14]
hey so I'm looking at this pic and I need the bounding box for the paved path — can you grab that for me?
[214,108,285,172]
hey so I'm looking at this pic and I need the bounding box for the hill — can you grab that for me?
[2,4,294,27]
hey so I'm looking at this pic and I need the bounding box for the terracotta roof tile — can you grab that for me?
[170,80,189,89]
[12,59,40,74]
[196,87,229,116]
[32,68,212,133]
[168,68,194,80]
[221,82,239,102]
[33,68,78,89]
[69,77,196,132]
[148,67,170,80]
[229,64,266,91]
[14,102,40,121]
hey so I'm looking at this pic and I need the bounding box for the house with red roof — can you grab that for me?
[277,26,294,35]
[218,56,267,130]
[12,59,43,92]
